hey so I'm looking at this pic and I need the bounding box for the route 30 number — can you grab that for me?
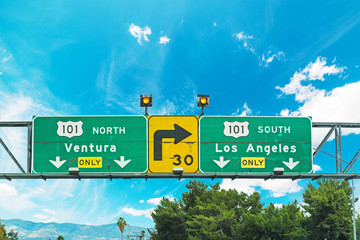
[173,155,193,166]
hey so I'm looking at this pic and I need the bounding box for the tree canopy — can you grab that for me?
[303,179,354,240]
[0,220,18,240]
[151,179,356,240]
[117,217,127,240]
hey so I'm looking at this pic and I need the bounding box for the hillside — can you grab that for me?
[2,219,150,240]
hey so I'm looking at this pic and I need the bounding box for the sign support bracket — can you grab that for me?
[0,137,26,173]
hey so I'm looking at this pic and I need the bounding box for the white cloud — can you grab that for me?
[234,32,285,67]
[260,179,302,197]
[260,50,285,67]
[232,103,253,116]
[122,207,154,219]
[33,214,57,223]
[0,183,18,197]
[235,32,255,53]
[274,203,284,208]
[147,196,175,205]
[305,57,345,81]
[139,200,144,203]
[313,164,322,173]
[0,48,12,64]
[220,179,256,195]
[276,57,360,145]
[0,91,57,173]
[41,208,56,215]
[277,57,345,103]
[159,36,170,45]
[0,183,38,211]
[220,179,302,197]
[0,46,99,226]
[0,92,55,121]
[147,197,163,205]
[129,23,152,45]
[61,191,74,198]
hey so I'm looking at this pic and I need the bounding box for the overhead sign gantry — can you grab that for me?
[1,94,360,180]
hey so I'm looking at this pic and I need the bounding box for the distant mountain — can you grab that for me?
[2,219,151,240]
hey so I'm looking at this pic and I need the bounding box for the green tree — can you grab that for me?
[234,201,306,240]
[57,236,64,240]
[151,181,264,240]
[0,220,18,240]
[151,198,187,240]
[151,179,357,240]
[356,213,360,239]
[141,230,145,239]
[262,202,306,240]
[117,217,127,240]
[6,230,18,240]
[185,185,238,240]
[185,181,263,240]
[0,220,8,240]
[302,179,354,240]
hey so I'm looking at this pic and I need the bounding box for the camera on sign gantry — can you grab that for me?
[140,94,152,115]
[197,94,209,115]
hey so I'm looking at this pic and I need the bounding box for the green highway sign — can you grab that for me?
[32,116,147,173]
[199,116,312,173]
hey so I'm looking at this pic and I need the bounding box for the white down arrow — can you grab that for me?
[49,156,67,169]
[115,156,131,168]
[213,156,230,169]
[283,158,299,170]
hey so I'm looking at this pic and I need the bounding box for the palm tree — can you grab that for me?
[141,230,145,239]
[117,217,127,240]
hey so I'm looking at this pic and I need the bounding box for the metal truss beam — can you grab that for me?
[0,172,360,180]
[312,122,360,128]
[1,120,360,179]
[0,121,32,127]
[312,122,360,174]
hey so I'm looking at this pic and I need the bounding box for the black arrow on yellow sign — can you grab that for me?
[154,124,192,161]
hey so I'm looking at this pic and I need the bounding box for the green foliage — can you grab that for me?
[356,213,360,239]
[151,198,187,240]
[303,179,354,240]
[234,201,306,240]
[117,217,127,240]
[151,179,356,240]
[0,219,8,240]
[57,236,64,240]
[185,183,260,240]
[6,231,18,240]
[0,220,19,240]
[152,181,264,240]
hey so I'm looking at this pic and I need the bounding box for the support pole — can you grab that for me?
[352,167,357,240]
[339,125,343,173]
[27,124,32,173]
[335,126,339,173]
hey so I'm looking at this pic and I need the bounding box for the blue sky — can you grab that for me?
[1,0,360,228]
